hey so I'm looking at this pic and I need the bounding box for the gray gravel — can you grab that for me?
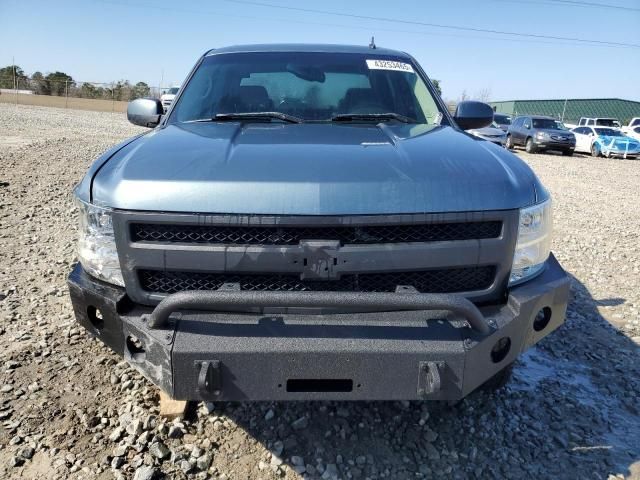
[0,103,639,479]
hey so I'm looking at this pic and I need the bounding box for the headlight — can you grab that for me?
[509,199,552,286]
[536,131,548,139]
[75,197,124,286]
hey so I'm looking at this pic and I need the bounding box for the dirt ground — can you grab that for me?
[0,103,639,480]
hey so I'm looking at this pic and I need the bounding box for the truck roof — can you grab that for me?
[205,43,410,58]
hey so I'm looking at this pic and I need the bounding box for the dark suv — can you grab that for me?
[506,115,575,155]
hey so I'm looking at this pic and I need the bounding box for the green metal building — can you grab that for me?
[489,98,640,125]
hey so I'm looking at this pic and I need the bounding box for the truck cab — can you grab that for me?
[578,117,621,129]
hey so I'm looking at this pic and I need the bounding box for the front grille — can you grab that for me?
[138,267,496,295]
[131,221,502,245]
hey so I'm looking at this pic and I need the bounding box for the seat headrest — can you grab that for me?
[238,86,271,106]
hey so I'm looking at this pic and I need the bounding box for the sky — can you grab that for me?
[1,0,639,101]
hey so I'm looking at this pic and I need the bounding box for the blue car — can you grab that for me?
[572,126,640,159]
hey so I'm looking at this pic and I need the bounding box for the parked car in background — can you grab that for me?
[578,117,621,129]
[625,126,640,142]
[468,121,507,146]
[506,115,575,155]
[160,86,180,112]
[622,117,640,134]
[572,126,640,159]
[493,113,512,132]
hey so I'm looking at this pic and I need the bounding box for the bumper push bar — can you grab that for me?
[145,290,492,334]
[67,254,570,400]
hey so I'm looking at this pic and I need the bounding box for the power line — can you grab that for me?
[494,0,640,10]
[93,0,627,49]
[221,0,640,48]
[544,0,640,11]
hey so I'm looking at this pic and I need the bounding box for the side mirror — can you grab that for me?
[127,98,163,128]
[453,101,494,130]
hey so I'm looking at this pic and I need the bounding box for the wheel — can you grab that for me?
[477,365,514,393]
[591,143,601,157]
[562,149,574,157]
[525,137,537,153]
[505,135,513,150]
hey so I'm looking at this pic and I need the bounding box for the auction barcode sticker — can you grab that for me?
[366,59,414,73]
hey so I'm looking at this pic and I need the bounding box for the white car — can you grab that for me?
[626,126,640,142]
[622,117,640,135]
[468,121,507,146]
[572,126,640,159]
[160,86,180,112]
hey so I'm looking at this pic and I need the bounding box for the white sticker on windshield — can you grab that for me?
[366,59,414,73]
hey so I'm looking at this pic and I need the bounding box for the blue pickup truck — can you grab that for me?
[68,44,569,401]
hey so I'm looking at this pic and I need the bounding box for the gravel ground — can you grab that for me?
[0,103,639,480]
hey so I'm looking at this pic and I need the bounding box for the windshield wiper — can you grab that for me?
[330,113,416,124]
[213,112,303,124]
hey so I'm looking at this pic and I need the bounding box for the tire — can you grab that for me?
[505,135,513,150]
[591,143,601,157]
[477,365,514,393]
[562,149,574,157]
[525,137,537,153]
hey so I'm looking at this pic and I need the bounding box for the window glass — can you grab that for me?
[594,128,622,136]
[494,113,511,125]
[171,52,441,123]
[532,118,558,129]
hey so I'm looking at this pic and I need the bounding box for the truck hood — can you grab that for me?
[91,122,543,215]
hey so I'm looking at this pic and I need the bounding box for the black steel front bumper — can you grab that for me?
[67,255,570,401]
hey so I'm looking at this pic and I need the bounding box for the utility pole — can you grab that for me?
[561,99,568,122]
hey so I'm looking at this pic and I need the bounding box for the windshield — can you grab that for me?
[595,119,616,126]
[493,114,511,125]
[554,121,568,130]
[532,118,558,129]
[168,87,179,94]
[170,52,441,123]
[594,128,622,136]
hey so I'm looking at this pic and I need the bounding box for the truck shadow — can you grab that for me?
[212,273,639,479]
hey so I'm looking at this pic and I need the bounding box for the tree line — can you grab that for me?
[0,65,152,101]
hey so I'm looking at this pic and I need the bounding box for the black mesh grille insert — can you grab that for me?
[138,267,496,295]
[131,221,502,245]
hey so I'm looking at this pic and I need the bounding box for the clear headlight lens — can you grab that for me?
[75,197,124,287]
[509,199,552,286]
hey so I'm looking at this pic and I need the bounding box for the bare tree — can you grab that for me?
[474,88,492,103]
